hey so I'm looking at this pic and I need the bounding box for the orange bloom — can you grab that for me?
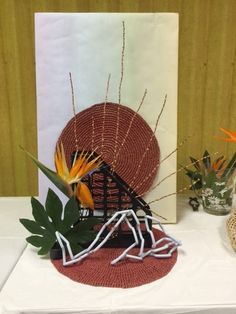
[217,128,236,143]
[54,143,101,209]
[212,158,226,178]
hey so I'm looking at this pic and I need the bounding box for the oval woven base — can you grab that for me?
[51,229,178,289]
[57,103,160,196]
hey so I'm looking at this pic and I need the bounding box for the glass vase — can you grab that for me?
[201,175,234,215]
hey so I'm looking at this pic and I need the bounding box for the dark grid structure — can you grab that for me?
[77,152,153,248]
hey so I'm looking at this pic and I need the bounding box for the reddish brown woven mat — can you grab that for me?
[51,229,178,289]
[57,103,160,196]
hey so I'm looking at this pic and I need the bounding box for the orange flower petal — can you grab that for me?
[81,155,101,177]
[73,152,101,179]
[60,142,70,176]
[217,128,236,143]
[54,144,64,177]
[76,182,94,209]
[70,151,88,178]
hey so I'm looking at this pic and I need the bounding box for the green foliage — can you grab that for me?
[202,150,211,170]
[20,146,72,197]
[222,152,236,178]
[184,168,202,190]
[184,150,236,196]
[20,189,98,256]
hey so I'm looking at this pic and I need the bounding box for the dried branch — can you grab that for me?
[148,179,201,205]
[69,72,79,152]
[101,74,111,154]
[111,21,125,171]
[112,89,147,171]
[128,94,167,188]
[118,21,125,104]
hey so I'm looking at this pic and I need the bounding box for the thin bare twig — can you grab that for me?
[112,89,147,170]
[118,21,125,104]
[128,94,167,188]
[148,179,201,205]
[154,94,167,133]
[112,21,125,171]
[151,151,219,192]
[91,115,95,151]
[69,72,79,152]
[160,135,190,164]
[101,74,111,154]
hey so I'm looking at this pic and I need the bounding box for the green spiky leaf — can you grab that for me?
[202,150,211,169]
[189,156,201,171]
[20,146,72,197]
[223,152,236,178]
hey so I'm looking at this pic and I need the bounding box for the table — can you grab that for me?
[0,197,32,290]
[0,195,236,314]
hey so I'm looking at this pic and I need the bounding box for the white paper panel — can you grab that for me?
[35,13,178,223]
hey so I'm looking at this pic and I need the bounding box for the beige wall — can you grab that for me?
[0,0,235,196]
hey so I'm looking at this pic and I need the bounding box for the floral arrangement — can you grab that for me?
[20,143,102,256]
[185,148,236,214]
[184,128,236,214]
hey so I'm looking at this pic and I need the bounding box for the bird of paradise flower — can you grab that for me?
[20,144,102,210]
[216,128,236,143]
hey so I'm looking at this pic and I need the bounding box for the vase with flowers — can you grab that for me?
[185,150,236,215]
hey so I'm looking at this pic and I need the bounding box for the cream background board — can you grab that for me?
[35,13,178,223]
[1,1,236,207]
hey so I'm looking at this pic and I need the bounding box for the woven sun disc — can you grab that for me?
[52,229,178,288]
[57,103,160,196]
[227,208,236,251]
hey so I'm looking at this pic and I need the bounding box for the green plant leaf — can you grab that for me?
[223,152,236,178]
[65,217,99,247]
[203,150,211,169]
[66,228,96,245]
[185,168,197,179]
[69,242,83,254]
[26,235,55,255]
[20,146,72,197]
[20,219,46,236]
[31,197,56,235]
[189,156,201,171]
[60,196,80,234]
[45,188,63,230]
[21,190,98,256]
[202,171,217,187]
[75,217,99,231]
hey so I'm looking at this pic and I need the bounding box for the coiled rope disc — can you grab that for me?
[57,102,160,196]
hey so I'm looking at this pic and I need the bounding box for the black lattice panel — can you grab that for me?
[74,152,153,248]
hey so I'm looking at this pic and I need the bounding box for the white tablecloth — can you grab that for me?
[0,196,236,314]
[0,198,32,291]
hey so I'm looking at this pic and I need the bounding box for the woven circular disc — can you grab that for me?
[51,229,178,289]
[57,103,160,196]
